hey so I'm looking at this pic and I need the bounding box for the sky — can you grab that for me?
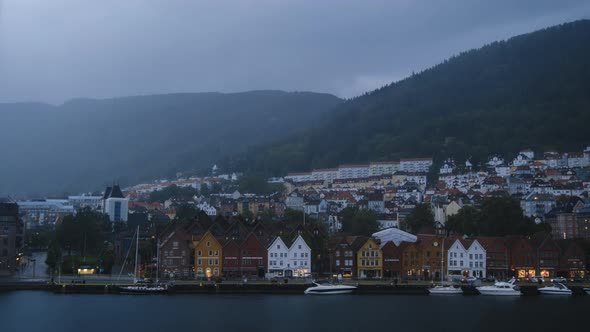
[1,0,589,104]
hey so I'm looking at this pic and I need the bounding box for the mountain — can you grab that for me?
[226,20,590,176]
[0,91,342,196]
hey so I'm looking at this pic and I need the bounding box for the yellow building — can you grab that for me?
[355,237,383,279]
[194,231,222,279]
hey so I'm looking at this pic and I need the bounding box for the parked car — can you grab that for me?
[485,276,496,282]
[569,277,584,283]
[550,277,567,283]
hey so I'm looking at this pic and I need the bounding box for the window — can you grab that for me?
[336,260,340,266]
[294,261,297,266]
[294,253,297,258]
[336,251,340,257]
[197,259,202,265]
[298,245,302,249]
[460,261,463,266]
[460,253,463,258]
[277,245,280,249]
[207,241,211,247]
[280,261,283,266]
[214,250,219,256]
[197,250,202,256]
[173,241,179,249]
[209,250,213,256]
[469,254,473,260]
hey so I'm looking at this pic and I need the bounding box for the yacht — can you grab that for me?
[538,283,572,296]
[117,226,169,294]
[584,288,590,295]
[476,277,521,296]
[119,282,168,294]
[428,285,463,295]
[304,281,357,295]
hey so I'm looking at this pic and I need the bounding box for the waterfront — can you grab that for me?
[1,292,588,332]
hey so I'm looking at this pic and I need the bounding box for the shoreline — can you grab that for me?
[1,281,588,296]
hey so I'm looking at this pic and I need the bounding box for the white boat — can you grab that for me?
[119,283,168,293]
[304,281,357,295]
[584,288,590,295]
[428,285,463,295]
[477,277,521,296]
[118,227,169,294]
[538,283,572,296]
[428,238,462,295]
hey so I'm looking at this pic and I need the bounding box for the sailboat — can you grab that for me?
[118,226,168,294]
[428,238,463,295]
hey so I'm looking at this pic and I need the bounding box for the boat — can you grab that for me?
[584,288,590,295]
[428,238,462,295]
[304,281,357,295]
[428,285,463,295]
[118,226,169,294]
[476,277,521,296]
[538,283,572,296]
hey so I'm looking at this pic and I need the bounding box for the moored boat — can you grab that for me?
[584,288,590,295]
[304,281,357,295]
[538,283,572,296]
[428,285,463,295]
[119,283,169,294]
[476,277,521,296]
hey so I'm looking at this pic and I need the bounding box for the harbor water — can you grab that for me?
[0,291,588,332]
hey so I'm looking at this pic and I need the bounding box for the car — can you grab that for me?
[550,277,567,283]
[485,276,496,282]
[569,277,584,283]
[529,276,544,284]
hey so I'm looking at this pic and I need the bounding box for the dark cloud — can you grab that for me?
[1,0,589,103]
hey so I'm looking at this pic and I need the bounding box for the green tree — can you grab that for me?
[175,204,199,221]
[200,183,210,197]
[446,206,481,236]
[341,207,379,236]
[55,208,110,256]
[45,240,62,274]
[404,203,434,234]
[478,196,534,236]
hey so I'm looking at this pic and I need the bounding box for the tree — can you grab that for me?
[404,203,434,234]
[200,183,210,197]
[341,207,379,236]
[446,206,481,236]
[55,207,110,256]
[478,196,534,236]
[175,204,200,221]
[45,240,62,275]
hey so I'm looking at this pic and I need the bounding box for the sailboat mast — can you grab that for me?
[134,225,139,282]
[156,238,160,283]
[441,237,445,284]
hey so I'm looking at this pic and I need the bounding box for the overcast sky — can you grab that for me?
[1,0,589,104]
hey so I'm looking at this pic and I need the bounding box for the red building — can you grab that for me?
[381,241,402,279]
[476,236,510,279]
[532,233,561,278]
[558,239,587,278]
[506,236,536,279]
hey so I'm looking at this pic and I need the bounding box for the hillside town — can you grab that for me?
[3,147,590,282]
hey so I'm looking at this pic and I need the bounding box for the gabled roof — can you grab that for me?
[109,184,125,198]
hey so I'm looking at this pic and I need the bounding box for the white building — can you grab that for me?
[267,235,311,277]
[17,200,75,225]
[447,239,486,278]
[196,202,217,216]
[311,168,338,181]
[284,172,312,183]
[285,190,304,211]
[369,161,400,177]
[337,164,370,179]
[399,158,433,173]
[102,185,129,222]
[67,195,103,210]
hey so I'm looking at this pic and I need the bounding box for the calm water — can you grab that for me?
[1,292,589,332]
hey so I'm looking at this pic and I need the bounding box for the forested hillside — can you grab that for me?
[226,20,590,176]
